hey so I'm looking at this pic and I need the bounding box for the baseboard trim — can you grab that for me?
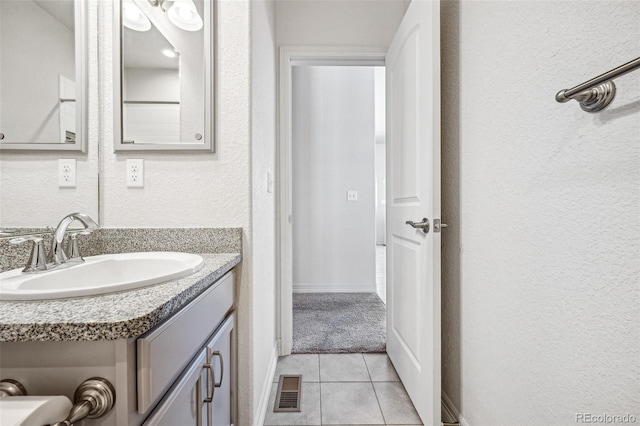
[253,343,278,426]
[442,391,470,426]
[292,284,377,293]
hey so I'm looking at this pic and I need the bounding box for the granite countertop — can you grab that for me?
[0,253,241,343]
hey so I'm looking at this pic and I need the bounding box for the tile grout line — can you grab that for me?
[318,354,324,425]
[363,353,388,425]
[361,353,373,381]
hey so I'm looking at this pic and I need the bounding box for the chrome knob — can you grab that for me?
[406,218,430,234]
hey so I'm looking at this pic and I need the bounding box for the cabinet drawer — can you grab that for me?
[138,271,234,414]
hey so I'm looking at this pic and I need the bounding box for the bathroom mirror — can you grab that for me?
[113,0,214,151]
[0,0,88,152]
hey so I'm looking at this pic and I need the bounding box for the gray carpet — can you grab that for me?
[292,292,386,354]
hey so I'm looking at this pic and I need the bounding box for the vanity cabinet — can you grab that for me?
[0,265,237,426]
[140,272,235,426]
[143,315,234,426]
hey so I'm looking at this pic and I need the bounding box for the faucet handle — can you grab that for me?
[66,231,92,262]
[10,236,48,273]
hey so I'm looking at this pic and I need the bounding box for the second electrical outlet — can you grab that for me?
[127,159,144,187]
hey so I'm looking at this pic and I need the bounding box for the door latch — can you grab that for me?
[434,219,448,233]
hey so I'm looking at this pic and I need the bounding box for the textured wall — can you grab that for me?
[441,1,640,424]
[292,66,376,292]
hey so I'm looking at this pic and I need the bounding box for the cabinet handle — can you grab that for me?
[203,362,216,403]
[212,351,224,388]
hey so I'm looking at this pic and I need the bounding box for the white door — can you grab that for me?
[385,1,441,425]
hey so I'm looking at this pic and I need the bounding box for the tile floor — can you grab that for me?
[264,353,422,426]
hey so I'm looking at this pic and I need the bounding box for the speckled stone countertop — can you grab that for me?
[0,253,240,342]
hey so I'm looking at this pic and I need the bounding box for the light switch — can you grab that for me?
[347,191,358,201]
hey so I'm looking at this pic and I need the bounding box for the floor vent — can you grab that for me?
[273,375,302,412]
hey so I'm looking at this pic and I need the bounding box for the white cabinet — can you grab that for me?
[143,315,235,426]
[137,271,234,414]
[140,272,235,426]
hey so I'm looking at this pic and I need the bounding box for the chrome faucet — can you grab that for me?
[49,213,98,265]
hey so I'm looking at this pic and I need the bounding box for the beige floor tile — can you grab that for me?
[320,382,385,425]
[373,382,422,425]
[363,353,400,382]
[320,354,370,382]
[274,354,320,383]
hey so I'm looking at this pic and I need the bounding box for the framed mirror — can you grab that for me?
[113,0,214,152]
[0,0,88,152]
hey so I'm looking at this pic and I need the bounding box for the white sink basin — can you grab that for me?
[0,252,204,301]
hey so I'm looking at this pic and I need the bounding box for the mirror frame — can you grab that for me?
[113,0,215,152]
[0,0,89,153]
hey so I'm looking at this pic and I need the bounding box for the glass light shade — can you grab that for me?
[123,0,151,32]
[167,0,203,32]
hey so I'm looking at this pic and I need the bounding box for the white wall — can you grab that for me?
[292,66,376,292]
[250,0,277,423]
[0,0,75,143]
[276,0,409,46]
[441,1,640,424]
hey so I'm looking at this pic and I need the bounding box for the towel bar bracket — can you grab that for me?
[555,56,640,113]
[556,81,617,113]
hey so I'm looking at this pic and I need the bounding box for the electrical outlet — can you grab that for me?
[127,159,144,187]
[347,190,358,201]
[58,159,77,188]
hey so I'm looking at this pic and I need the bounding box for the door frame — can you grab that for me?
[277,46,387,355]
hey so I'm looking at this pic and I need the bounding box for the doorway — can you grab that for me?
[289,64,386,354]
[277,47,388,356]
[277,4,442,418]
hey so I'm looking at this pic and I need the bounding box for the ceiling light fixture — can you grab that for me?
[123,0,151,32]
[162,49,177,58]
[167,0,203,32]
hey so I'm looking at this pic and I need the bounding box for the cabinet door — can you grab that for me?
[204,314,235,426]
[143,349,207,426]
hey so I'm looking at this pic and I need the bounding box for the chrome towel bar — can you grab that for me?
[555,56,640,112]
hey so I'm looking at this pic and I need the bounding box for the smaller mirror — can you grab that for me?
[0,0,88,152]
[114,0,214,152]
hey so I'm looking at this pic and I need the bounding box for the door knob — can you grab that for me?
[406,218,430,234]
